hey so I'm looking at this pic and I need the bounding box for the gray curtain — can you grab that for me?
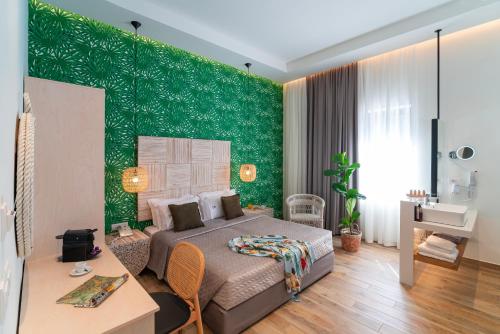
[306,63,358,234]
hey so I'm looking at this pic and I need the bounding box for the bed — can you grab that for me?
[137,136,334,333]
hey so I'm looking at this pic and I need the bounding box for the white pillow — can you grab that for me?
[198,189,235,221]
[148,195,199,230]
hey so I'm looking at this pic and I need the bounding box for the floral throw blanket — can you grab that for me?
[228,235,316,294]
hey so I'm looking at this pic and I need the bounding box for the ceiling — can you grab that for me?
[44,0,500,82]
[148,0,453,62]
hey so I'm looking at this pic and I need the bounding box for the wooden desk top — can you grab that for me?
[19,244,159,334]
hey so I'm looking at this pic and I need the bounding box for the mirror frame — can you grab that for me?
[449,145,475,160]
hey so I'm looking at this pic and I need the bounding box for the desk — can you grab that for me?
[19,245,159,334]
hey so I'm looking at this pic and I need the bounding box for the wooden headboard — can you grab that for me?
[137,136,231,221]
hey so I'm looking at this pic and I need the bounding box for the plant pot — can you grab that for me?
[340,232,362,252]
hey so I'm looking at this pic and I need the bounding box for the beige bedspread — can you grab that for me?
[147,214,333,310]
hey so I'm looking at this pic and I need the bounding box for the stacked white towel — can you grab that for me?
[426,235,457,252]
[417,235,458,263]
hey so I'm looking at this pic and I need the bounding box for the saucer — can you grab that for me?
[70,266,93,277]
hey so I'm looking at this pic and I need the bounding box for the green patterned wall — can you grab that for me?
[28,0,283,232]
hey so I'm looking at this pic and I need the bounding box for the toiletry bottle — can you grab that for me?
[417,204,423,222]
[414,204,423,221]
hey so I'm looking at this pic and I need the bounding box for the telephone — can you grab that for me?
[118,225,133,238]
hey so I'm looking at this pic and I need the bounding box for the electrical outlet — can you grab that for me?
[111,222,129,231]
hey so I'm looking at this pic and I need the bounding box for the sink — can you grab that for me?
[421,203,468,227]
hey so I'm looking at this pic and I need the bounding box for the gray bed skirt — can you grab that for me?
[203,251,335,334]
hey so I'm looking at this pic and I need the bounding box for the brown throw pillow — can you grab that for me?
[221,194,244,220]
[169,202,204,232]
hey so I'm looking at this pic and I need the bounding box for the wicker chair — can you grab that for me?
[286,194,325,229]
[151,242,205,334]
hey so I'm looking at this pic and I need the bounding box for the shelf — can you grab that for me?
[414,238,468,271]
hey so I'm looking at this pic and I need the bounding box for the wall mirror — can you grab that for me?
[449,146,475,160]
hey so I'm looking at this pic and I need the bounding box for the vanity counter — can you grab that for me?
[413,208,477,238]
[399,200,478,286]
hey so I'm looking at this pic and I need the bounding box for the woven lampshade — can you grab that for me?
[122,167,148,193]
[240,164,256,182]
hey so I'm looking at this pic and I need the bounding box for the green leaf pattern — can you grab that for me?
[28,0,283,232]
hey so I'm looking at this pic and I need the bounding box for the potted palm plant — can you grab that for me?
[324,152,366,252]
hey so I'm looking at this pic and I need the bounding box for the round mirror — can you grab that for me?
[449,146,475,160]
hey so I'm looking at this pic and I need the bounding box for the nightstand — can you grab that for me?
[105,229,150,276]
[243,206,274,218]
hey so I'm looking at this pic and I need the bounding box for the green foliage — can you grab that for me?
[324,152,366,235]
[28,0,283,232]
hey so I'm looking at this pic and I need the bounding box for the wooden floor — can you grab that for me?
[137,241,500,334]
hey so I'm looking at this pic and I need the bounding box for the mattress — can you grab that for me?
[204,252,334,334]
[148,214,333,311]
[212,217,333,310]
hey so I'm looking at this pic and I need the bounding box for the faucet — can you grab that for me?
[450,171,478,201]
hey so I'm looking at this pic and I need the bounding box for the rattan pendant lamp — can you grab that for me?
[239,63,257,183]
[122,20,148,193]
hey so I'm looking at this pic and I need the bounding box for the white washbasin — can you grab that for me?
[421,203,468,227]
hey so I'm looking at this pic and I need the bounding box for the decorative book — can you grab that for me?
[56,274,129,308]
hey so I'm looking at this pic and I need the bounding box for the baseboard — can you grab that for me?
[462,257,500,270]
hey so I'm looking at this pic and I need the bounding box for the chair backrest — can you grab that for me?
[167,242,205,301]
[286,194,325,218]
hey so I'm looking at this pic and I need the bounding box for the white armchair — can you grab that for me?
[286,194,325,229]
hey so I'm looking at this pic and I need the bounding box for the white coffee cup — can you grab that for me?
[74,261,88,273]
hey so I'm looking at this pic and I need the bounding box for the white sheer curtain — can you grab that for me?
[358,45,434,247]
[283,78,307,219]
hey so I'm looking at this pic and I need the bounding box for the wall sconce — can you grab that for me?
[122,166,148,193]
[240,164,256,182]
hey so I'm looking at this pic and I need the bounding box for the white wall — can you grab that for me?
[358,19,500,264]
[0,0,28,333]
[437,19,500,265]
